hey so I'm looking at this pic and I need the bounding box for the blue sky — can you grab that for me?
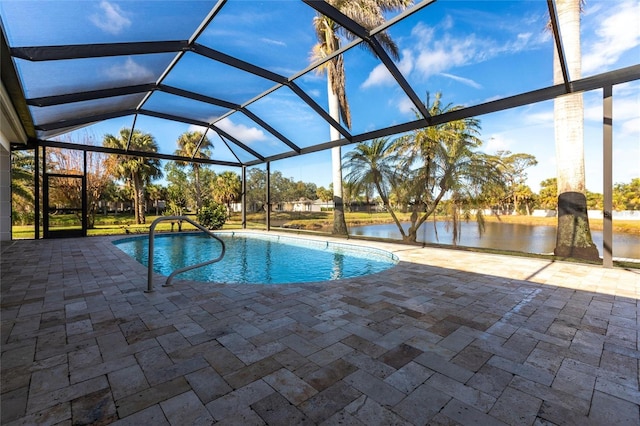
[3,0,638,194]
[277,0,638,193]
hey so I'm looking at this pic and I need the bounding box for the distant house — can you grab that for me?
[532,209,557,217]
[313,199,333,212]
[228,199,334,213]
[292,197,314,212]
[272,198,338,212]
[347,201,382,213]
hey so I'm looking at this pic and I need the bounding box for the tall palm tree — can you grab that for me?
[175,131,213,212]
[311,0,412,235]
[552,0,598,260]
[103,128,162,224]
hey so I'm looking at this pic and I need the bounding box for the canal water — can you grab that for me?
[350,221,640,259]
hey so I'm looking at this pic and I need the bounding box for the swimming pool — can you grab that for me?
[113,232,399,284]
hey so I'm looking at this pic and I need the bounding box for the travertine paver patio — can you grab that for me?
[1,231,639,425]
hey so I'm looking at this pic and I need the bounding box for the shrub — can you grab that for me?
[197,202,226,230]
[12,210,34,226]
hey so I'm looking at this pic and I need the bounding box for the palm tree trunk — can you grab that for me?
[138,186,146,224]
[194,165,202,212]
[130,174,140,224]
[132,173,145,224]
[375,182,407,240]
[553,0,598,260]
[328,76,348,235]
[406,188,446,242]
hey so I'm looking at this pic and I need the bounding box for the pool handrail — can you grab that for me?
[147,216,226,292]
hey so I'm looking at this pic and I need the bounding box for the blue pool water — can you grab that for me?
[113,232,398,284]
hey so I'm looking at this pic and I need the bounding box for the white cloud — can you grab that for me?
[397,49,415,75]
[439,73,482,89]
[90,1,131,35]
[410,21,435,47]
[362,13,544,90]
[512,32,533,51]
[584,86,639,139]
[188,124,209,134]
[105,58,153,81]
[361,49,414,88]
[441,15,454,31]
[523,110,554,126]
[414,34,478,78]
[361,63,393,88]
[260,38,286,47]
[582,1,640,73]
[308,89,321,99]
[584,103,601,123]
[613,95,640,122]
[255,93,319,125]
[215,118,266,144]
[620,116,640,138]
[613,80,639,97]
[484,134,513,153]
[397,97,415,114]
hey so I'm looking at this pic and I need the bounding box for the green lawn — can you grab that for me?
[12,213,267,239]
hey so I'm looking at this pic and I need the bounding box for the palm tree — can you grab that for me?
[175,131,213,212]
[311,0,412,235]
[316,186,333,209]
[212,171,241,217]
[552,0,598,260]
[146,183,167,216]
[392,93,497,242]
[513,184,535,216]
[103,128,162,224]
[344,137,403,229]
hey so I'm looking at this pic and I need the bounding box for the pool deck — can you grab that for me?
[1,231,639,425]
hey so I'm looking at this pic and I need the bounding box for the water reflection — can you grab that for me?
[331,252,345,280]
[350,221,640,259]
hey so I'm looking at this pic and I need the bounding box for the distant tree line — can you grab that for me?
[10,132,640,231]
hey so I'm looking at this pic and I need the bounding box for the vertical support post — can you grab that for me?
[241,166,246,229]
[42,146,47,238]
[266,162,271,231]
[82,150,88,237]
[147,219,157,292]
[603,85,613,268]
[34,145,40,239]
